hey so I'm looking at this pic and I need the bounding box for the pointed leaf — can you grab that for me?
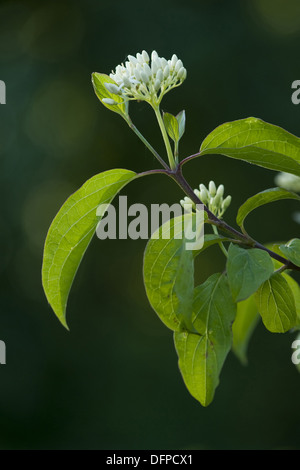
[200,118,300,177]
[282,272,300,328]
[92,73,128,118]
[176,110,186,140]
[143,215,196,332]
[42,169,136,328]
[255,273,297,333]
[227,244,274,302]
[236,188,300,231]
[163,112,179,143]
[175,273,236,407]
[279,239,300,267]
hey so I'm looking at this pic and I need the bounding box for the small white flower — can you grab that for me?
[275,172,300,193]
[180,181,232,218]
[107,50,187,107]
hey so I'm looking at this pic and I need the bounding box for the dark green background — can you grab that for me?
[1,0,300,450]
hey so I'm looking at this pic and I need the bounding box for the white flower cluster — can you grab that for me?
[102,50,187,107]
[180,181,232,218]
[275,172,300,193]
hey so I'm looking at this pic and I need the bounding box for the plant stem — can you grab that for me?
[212,225,228,258]
[127,117,170,170]
[153,105,176,170]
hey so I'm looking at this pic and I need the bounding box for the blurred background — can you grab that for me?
[0,0,300,450]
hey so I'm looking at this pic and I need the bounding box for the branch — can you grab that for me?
[168,165,300,272]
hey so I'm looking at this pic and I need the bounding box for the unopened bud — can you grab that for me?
[222,195,232,211]
[142,50,149,63]
[216,184,224,198]
[163,65,170,78]
[104,83,121,95]
[200,188,209,204]
[152,57,161,74]
[213,192,222,208]
[136,53,144,64]
[151,50,159,61]
[194,189,201,200]
[175,59,183,73]
[143,63,151,78]
[177,67,186,80]
[141,71,149,84]
[102,98,118,105]
[128,55,138,65]
[122,77,132,88]
[171,54,178,68]
[134,65,142,81]
[156,69,164,83]
[154,78,162,91]
[209,181,217,196]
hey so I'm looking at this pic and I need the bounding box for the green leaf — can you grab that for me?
[42,169,136,328]
[279,239,300,267]
[163,110,186,145]
[282,273,300,328]
[236,188,300,231]
[92,73,128,118]
[143,215,195,332]
[200,117,300,177]
[255,273,297,333]
[176,110,186,140]
[227,244,274,302]
[232,295,259,365]
[163,112,179,143]
[174,273,236,407]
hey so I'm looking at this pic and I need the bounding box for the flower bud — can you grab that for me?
[212,192,222,208]
[209,181,217,196]
[163,65,170,78]
[171,54,178,68]
[222,195,232,211]
[154,78,162,91]
[128,55,138,65]
[152,57,162,74]
[136,53,144,64]
[141,71,149,84]
[156,69,164,83]
[102,98,118,105]
[175,59,183,73]
[134,65,142,81]
[122,76,132,88]
[104,83,120,94]
[151,50,159,62]
[143,63,151,78]
[142,50,149,63]
[177,67,187,80]
[194,189,201,199]
[180,197,193,213]
[200,188,209,204]
[216,184,224,198]
[160,57,168,68]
